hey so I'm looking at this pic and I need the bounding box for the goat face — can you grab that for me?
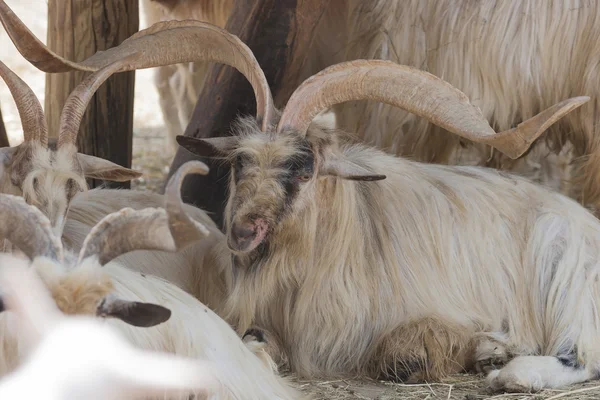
[226,131,316,253]
[0,141,137,236]
[178,116,383,254]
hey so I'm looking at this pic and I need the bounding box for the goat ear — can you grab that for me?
[176,135,236,158]
[96,295,171,327]
[77,154,142,182]
[320,158,386,181]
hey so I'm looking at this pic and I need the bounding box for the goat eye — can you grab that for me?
[32,177,39,187]
[296,175,311,182]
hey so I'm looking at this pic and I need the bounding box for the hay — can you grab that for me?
[287,374,600,400]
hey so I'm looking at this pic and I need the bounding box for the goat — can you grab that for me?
[0,160,301,400]
[63,188,230,311]
[5,7,596,391]
[0,52,140,236]
[0,258,220,400]
[143,0,600,208]
[0,4,276,309]
[0,0,273,237]
[0,57,231,311]
[176,59,597,393]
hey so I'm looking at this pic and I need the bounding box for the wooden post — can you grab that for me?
[0,106,9,147]
[168,0,328,229]
[45,0,138,189]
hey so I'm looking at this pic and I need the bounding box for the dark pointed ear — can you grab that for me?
[320,157,386,181]
[176,135,237,158]
[96,295,171,327]
[77,154,143,182]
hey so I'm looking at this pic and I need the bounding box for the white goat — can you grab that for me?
[0,258,220,400]
[144,0,600,208]
[0,160,301,400]
[0,0,271,237]
[63,188,230,311]
[0,48,141,236]
[177,59,597,393]
[0,57,231,311]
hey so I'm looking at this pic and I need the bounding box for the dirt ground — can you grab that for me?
[2,2,600,399]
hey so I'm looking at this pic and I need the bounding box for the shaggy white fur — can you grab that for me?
[194,116,600,392]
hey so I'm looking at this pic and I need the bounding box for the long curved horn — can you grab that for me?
[0,61,48,145]
[0,194,63,261]
[77,161,210,266]
[0,1,95,73]
[277,60,590,159]
[0,1,274,130]
[57,53,141,149]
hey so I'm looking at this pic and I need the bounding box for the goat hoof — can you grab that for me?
[473,336,509,374]
[475,353,508,374]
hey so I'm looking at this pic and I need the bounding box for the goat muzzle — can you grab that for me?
[229,218,268,253]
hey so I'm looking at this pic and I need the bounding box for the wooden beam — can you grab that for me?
[168,0,328,229]
[45,0,138,189]
[0,106,9,148]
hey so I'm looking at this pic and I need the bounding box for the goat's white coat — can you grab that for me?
[64,188,230,310]
[221,118,600,391]
[0,253,299,400]
[0,257,219,400]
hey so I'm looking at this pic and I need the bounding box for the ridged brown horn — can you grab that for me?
[0,61,48,145]
[0,1,274,130]
[277,60,590,159]
[164,160,211,249]
[0,0,96,73]
[77,161,210,266]
[57,53,141,149]
[0,194,63,261]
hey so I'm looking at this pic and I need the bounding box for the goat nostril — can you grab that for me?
[233,223,256,240]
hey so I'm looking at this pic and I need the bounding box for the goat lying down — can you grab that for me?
[2,5,596,392]
[0,161,300,400]
[0,259,220,400]
[0,53,230,313]
[61,111,335,310]
[64,188,230,311]
[177,60,599,393]
[0,0,274,238]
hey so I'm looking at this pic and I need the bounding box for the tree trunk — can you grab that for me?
[168,0,328,229]
[45,0,138,189]
[0,106,9,147]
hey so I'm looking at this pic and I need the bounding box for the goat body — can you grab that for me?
[0,252,298,400]
[213,117,600,392]
[64,188,230,311]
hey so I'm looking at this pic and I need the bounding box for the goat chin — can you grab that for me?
[145,0,600,212]
[0,254,301,400]
[64,188,231,312]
